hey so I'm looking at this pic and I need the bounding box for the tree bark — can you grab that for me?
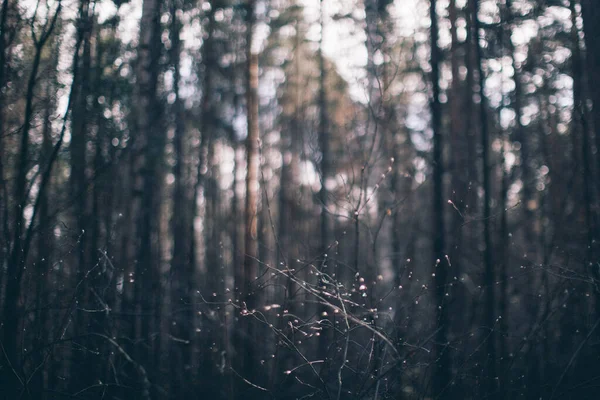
[580,0,600,198]
[69,0,94,389]
[131,0,163,393]
[505,0,535,251]
[471,0,497,397]
[168,0,194,395]
[240,0,260,389]
[317,0,331,363]
[1,5,61,394]
[430,0,451,397]
[570,0,595,261]
[0,0,11,297]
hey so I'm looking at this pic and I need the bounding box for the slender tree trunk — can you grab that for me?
[189,1,215,281]
[96,17,121,389]
[69,1,93,389]
[70,0,92,282]
[168,0,194,395]
[430,0,451,397]
[498,137,510,399]
[132,0,163,394]
[505,0,534,251]
[317,0,331,363]
[188,4,215,391]
[464,0,478,219]
[471,0,497,397]
[448,0,467,312]
[573,1,600,358]
[0,0,10,298]
[30,54,58,398]
[498,5,510,396]
[571,0,595,262]
[239,0,260,389]
[447,3,471,393]
[87,22,111,389]
[271,20,303,388]
[580,0,600,200]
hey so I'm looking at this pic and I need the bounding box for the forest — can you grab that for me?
[1,0,599,398]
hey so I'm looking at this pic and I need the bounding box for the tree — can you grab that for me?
[580,0,600,193]
[1,3,61,394]
[429,0,451,396]
[131,0,163,393]
[470,0,497,397]
[168,0,195,395]
[317,0,331,362]
[238,0,261,391]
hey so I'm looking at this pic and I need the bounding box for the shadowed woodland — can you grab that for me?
[1,0,600,398]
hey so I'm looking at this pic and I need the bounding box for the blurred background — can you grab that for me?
[1,0,599,398]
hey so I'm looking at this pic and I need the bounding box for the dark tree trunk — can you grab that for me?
[498,4,510,396]
[471,0,497,397]
[317,0,331,363]
[271,19,304,389]
[447,0,468,321]
[1,6,61,394]
[429,0,451,397]
[0,0,11,298]
[505,0,535,251]
[29,51,58,397]
[574,0,596,261]
[132,0,163,394]
[69,0,94,389]
[239,0,260,391]
[168,0,195,395]
[580,0,600,200]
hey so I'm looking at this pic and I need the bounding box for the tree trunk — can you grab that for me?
[168,0,194,395]
[317,0,331,363]
[498,4,510,396]
[0,0,11,299]
[505,0,534,252]
[574,0,596,261]
[448,0,468,327]
[471,0,497,397]
[271,19,303,388]
[132,0,163,394]
[429,0,451,397]
[580,0,600,200]
[240,0,260,390]
[30,52,58,397]
[69,1,93,389]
